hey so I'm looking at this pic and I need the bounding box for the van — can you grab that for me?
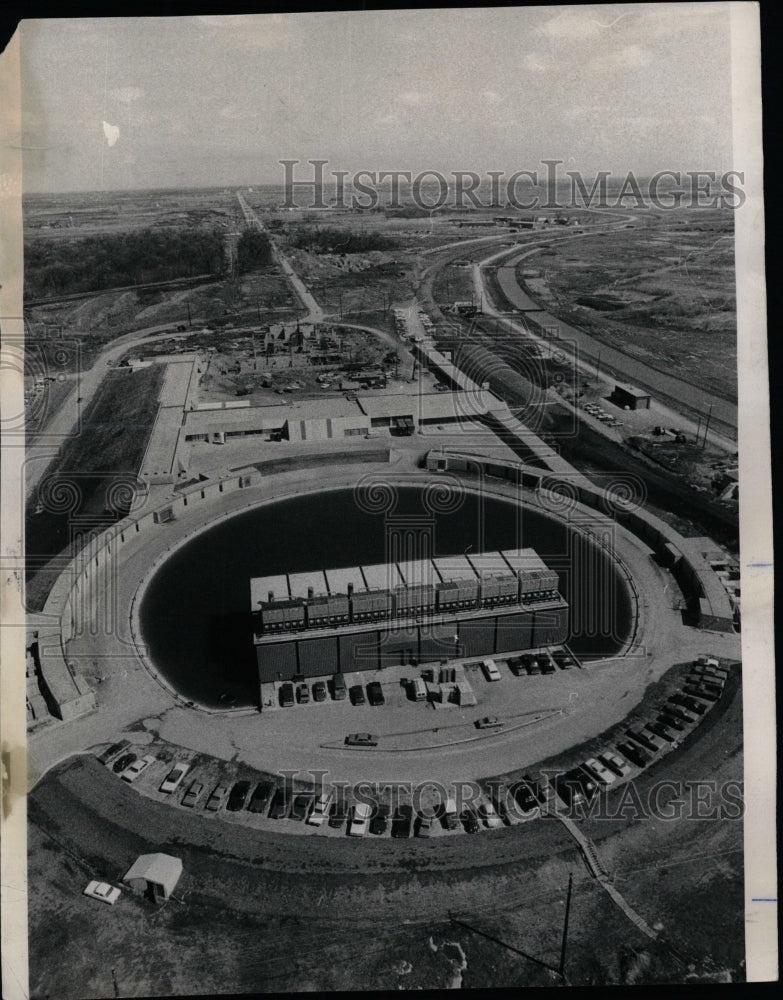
[411,678,427,701]
[332,674,347,700]
[349,801,371,836]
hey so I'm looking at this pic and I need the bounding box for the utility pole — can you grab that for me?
[702,403,713,449]
[559,872,573,979]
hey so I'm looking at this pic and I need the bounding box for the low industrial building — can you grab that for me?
[611,383,652,410]
[123,853,182,904]
[251,548,569,685]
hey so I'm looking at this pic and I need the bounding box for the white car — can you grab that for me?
[307,789,334,826]
[482,659,502,682]
[160,762,189,794]
[348,802,371,837]
[121,754,155,783]
[84,881,121,905]
[599,751,632,777]
[477,799,504,828]
[582,757,618,787]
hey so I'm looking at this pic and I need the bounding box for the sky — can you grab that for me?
[18,4,737,193]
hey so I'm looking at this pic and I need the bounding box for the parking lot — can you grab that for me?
[94,654,734,841]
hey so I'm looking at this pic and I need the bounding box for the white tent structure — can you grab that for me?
[123,853,182,903]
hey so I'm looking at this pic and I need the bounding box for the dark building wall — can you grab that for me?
[257,641,298,683]
[457,619,497,657]
[298,636,339,677]
[378,625,418,665]
[495,612,534,652]
[338,632,379,672]
[419,621,459,661]
[532,605,569,646]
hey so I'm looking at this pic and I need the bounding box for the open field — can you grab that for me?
[507,209,736,402]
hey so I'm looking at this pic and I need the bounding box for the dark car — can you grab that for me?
[668,695,703,718]
[658,712,685,732]
[349,684,366,706]
[526,659,541,676]
[332,674,347,700]
[345,733,378,747]
[247,782,274,813]
[313,681,327,702]
[460,806,480,833]
[648,721,677,743]
[554,768,597,808]
[269,787,292,820]
[553,651,574,669]
[181,780,204,808]
[510,780,540,818]
[227,780,251,812]
[367,681,385,706]
[506,657,524,676]
[112,752,136,774]
[291,793,314,821]
[617,741,651,768]
[97,739,131,765]
[684,683,719,702]
[328,799,350,830]
[296,683,310,705]
[539,657,556,675]
[391,804,413,838]
[279,683,295,708]
[370,804,390,835]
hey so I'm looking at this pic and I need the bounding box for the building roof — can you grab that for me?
[467,551,516,578]
[432,554,477,583]
[288,570,329,599]
[325,567,367,594]
[614,383,651,398]
[361,562,403,591]
[250,574,290,606]
[124,853,182,893]
[396,558,437,588]
[500,548,549,574]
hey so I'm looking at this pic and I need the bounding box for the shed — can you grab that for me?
[124,853,182,903]
[611,383,651,410]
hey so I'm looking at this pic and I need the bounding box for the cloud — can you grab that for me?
[109,86,144,104]
[537,10,602,40]
[595,44,654,71]
[102,121,120,147]
[523,53,549,73]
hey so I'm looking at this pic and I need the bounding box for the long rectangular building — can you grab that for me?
[251,548,568,683]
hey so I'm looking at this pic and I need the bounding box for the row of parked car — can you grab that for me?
[582,401,622,427]
[506,649,577,675]
[551,656,729,807]
[278,677,386,707]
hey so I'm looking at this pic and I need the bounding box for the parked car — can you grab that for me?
[658,712,685,732]
[626,727,665,753]
[308,789,334,826]
[113,752,136,774]
[617,741,651,768]
[227,780,251,811]
[367,681,385,706]
[477,799,503,829]
[476,715,503,729]
[270,788,292,820]
[296,683,310,705]
[83,881,121,905]
[391,804,413,838]
[460,806,480,833]
[345,732,378,747]
[555,768,598,808]
[552,651,574,669]
[482,659,502,682]
[648,722,677,743]
[313,681,327,702]
[349,802,372,836]
[279,683,295,708]
[599,751,632,777]
[526,659,542,676]
[370,804,391,836]
[120,754,155,783]
[510,780,540,820]
[182,780,204,807]
[97,740,131,765]
[291,793,314,821]
[667,697,700,720]
[328,799,350,830]
[582,757,617,787]
[539,656,556,675]
[332,674,347,700]
[415,810,435,837]
[247,782,274,813]
[665,703,697,724]
[349,684,366,706]
[206,783,229,811]
[160,762,189,793]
